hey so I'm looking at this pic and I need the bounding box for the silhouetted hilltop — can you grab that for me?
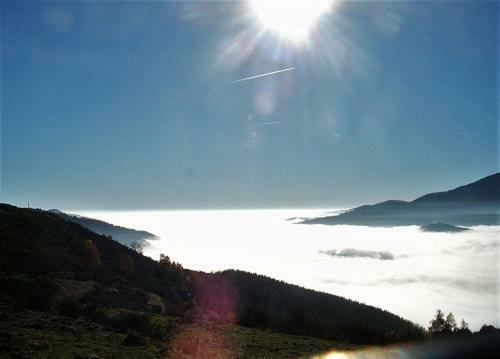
[420,223,470,233]
[195,270,424,344]
[49,209,158,249]
[301,173,499,227]
[413,173,500,204]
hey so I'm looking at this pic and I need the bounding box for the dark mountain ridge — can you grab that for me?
[49,209,158,249]
[412,172,500,204]
[302,173,499,227]
[198,270,423,344]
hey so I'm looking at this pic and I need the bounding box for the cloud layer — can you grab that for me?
[322,274,497,294]
[320,248,395,260]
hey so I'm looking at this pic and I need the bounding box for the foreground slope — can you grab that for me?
[302,173,500,227]
[1,203,188,313]
[0,308,354,359]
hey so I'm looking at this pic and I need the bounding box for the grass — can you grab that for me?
[0,307,353,358]
[169,321,354,358]
[0,308,161,359]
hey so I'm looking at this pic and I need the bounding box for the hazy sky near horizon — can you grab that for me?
[1,1,497,210]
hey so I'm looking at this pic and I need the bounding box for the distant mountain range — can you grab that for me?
[301,173,499,227]
[49,209,158,249]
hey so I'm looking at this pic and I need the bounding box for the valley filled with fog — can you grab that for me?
[78,209,499,330]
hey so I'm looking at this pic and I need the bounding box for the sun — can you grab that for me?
[249,0,335,43]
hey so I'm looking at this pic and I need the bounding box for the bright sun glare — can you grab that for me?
[249,0,335,43]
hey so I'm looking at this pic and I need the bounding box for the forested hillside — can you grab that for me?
[194,270,424,344]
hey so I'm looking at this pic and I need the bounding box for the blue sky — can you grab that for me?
[1,1,497,210]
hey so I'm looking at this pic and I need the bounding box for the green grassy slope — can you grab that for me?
[0,307,352,359]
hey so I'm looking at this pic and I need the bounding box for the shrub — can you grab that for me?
[85,305,107,324]
[122,331,148,346]
[0,276,58,311]
[149,317,178,340]
[57,297,83,318]
[150,304,163,314]
[119,254,135,275]
[108,311,153,334]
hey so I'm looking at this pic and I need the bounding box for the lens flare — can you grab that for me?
[324,352,349,359]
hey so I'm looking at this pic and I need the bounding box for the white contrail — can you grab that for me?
[231,67,295,83]
[256,121,281,126]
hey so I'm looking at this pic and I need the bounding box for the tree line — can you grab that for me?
[428,309,497,338]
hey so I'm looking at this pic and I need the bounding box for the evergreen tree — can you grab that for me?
[428,309,446,337]
[445,312,457,334]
